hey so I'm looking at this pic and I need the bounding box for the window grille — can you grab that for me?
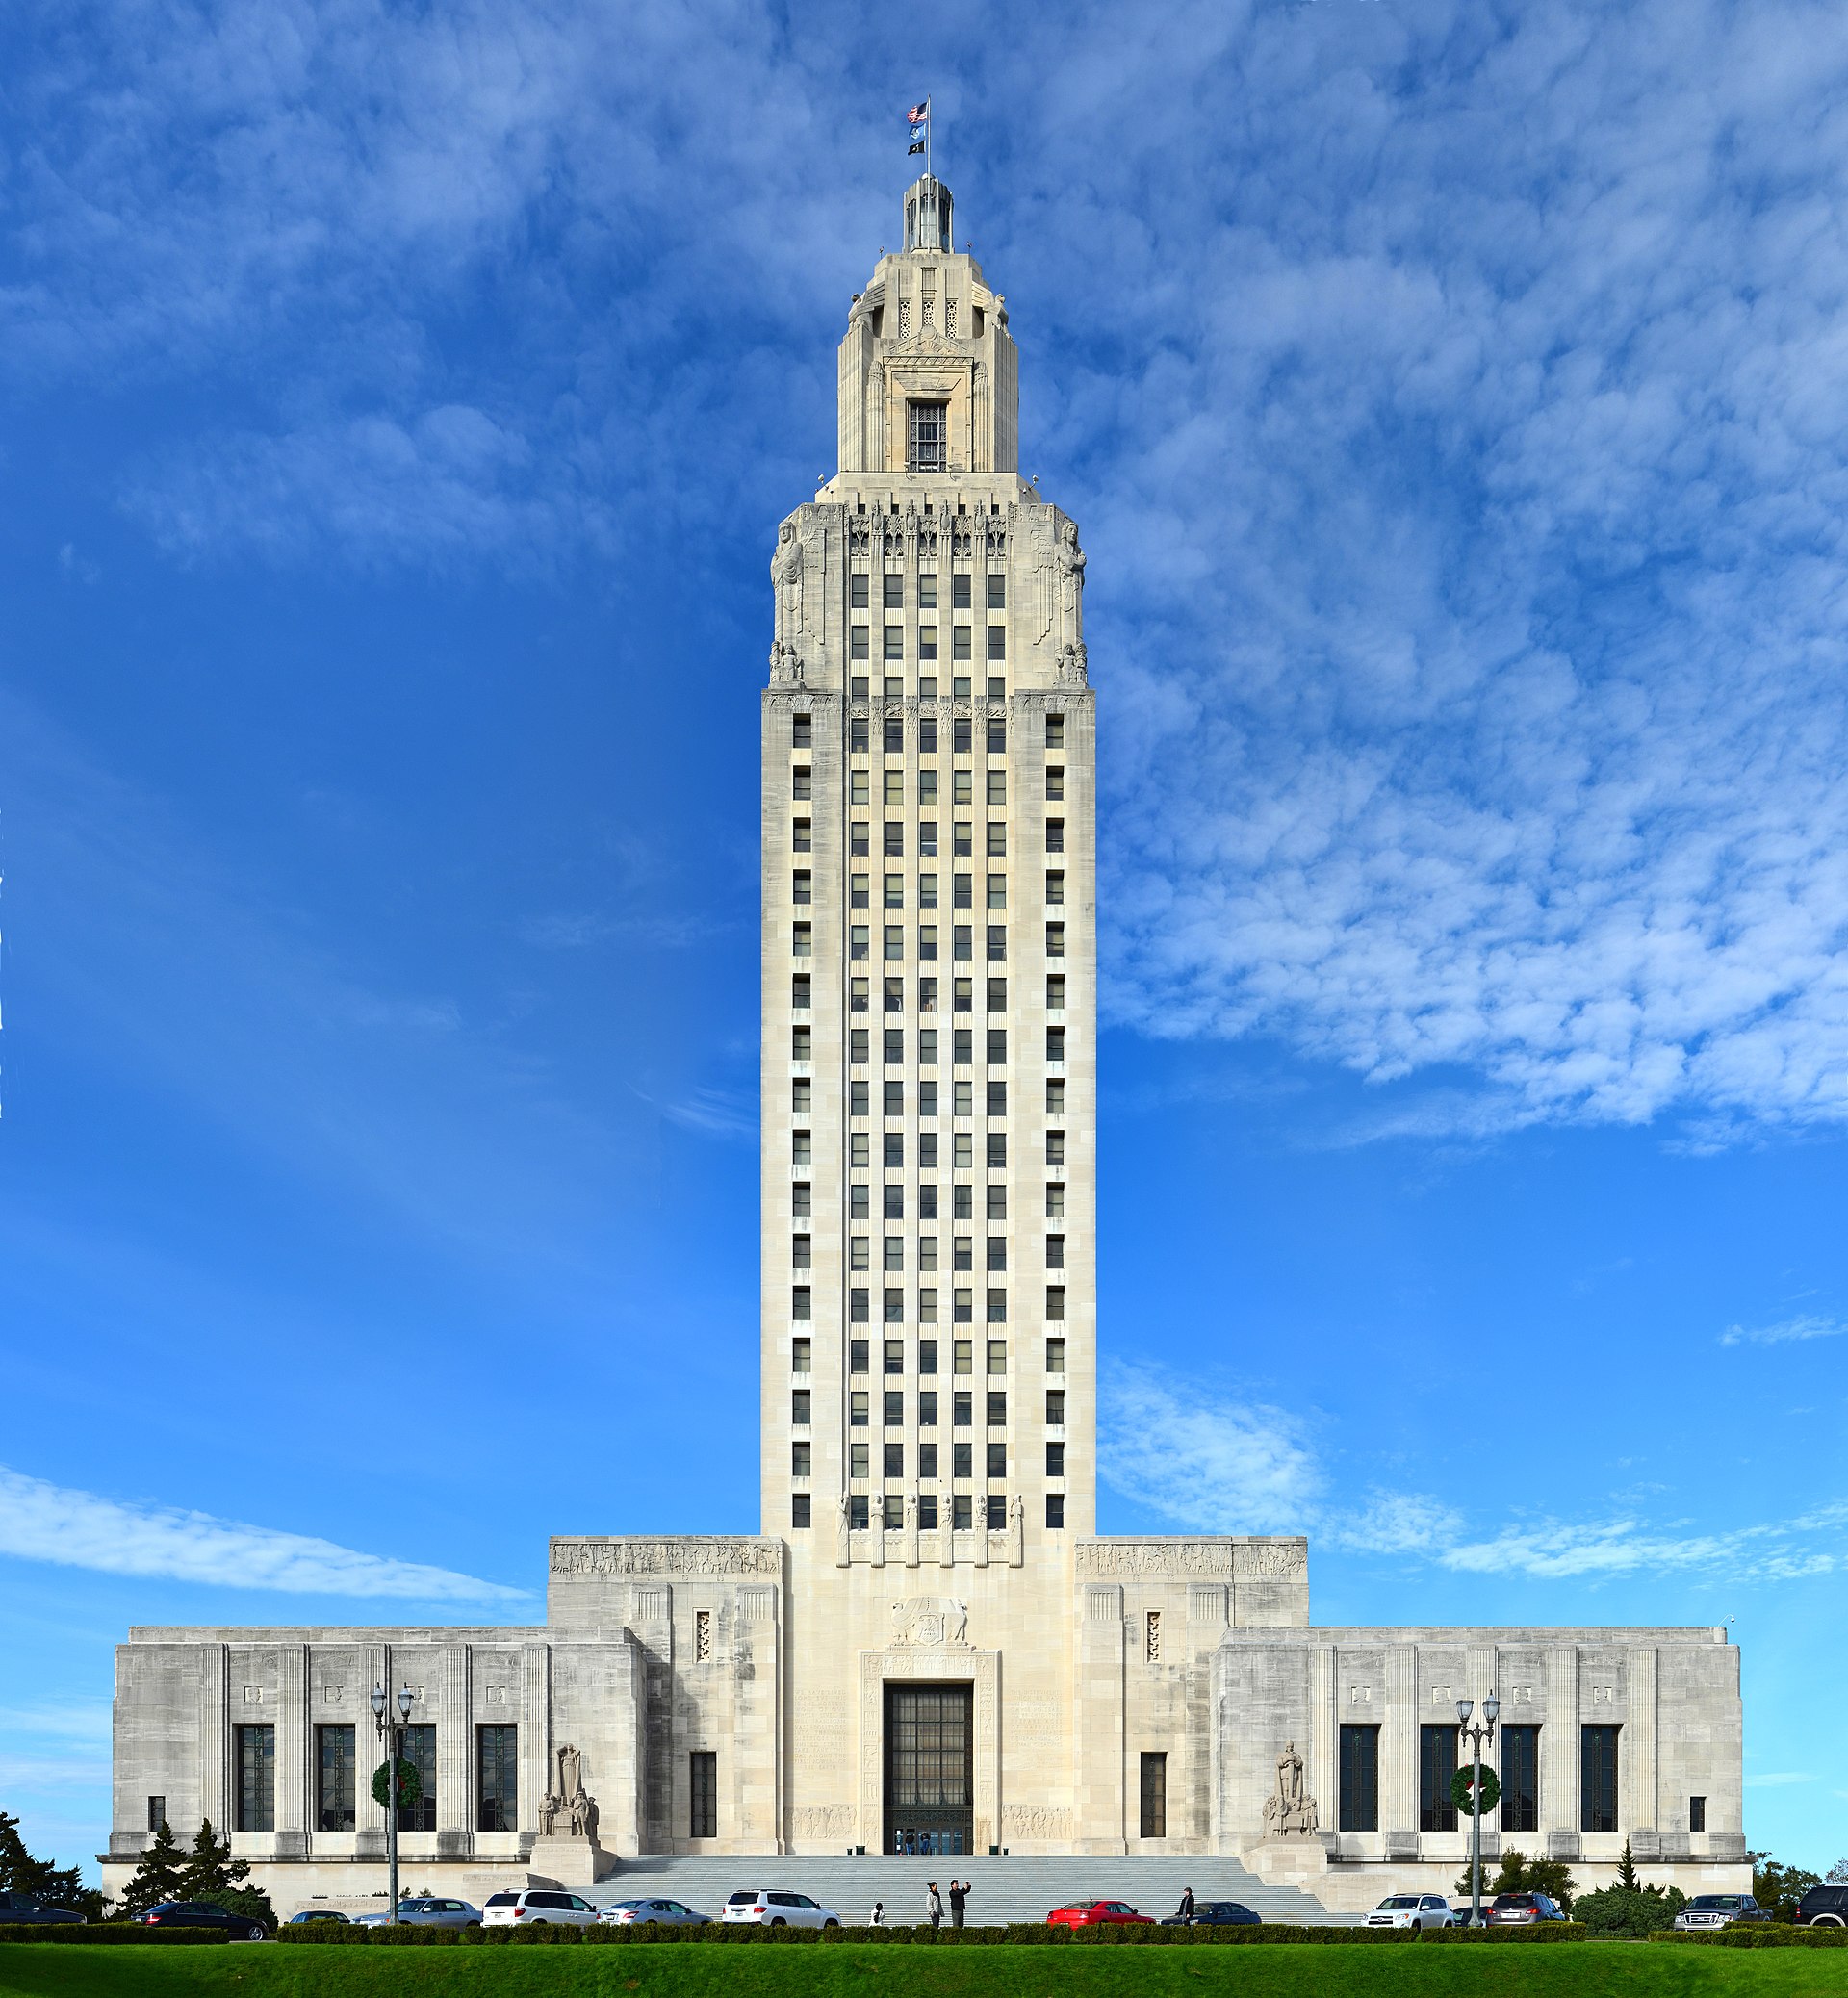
[909,400,949,473]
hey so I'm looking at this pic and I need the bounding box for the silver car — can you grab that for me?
[1363,1893,1454,1930]
[355,1897,482,1928]
[599,1896,710,1927]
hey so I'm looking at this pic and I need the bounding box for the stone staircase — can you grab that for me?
[584,1854,1348,1927]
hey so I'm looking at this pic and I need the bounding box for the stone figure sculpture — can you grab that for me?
[772,522,804,640]
[1056,520,1086,634]
[889,1596,969,1647]
[537,1790,562,1836]
[1261,1741,1320,1837]
[570,1787,598,1840]
[554,1744,582,1804]
[837,1490,855,1568]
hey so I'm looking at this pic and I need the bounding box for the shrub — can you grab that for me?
[0,1923,228,1944]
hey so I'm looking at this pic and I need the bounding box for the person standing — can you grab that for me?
[927,1882,942,1931]
[869,1902,886,1927]
[1177,1886,1196,1923]
[949,1879,968,1929]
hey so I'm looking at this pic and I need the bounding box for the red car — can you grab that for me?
[1047,1900,1155,1928]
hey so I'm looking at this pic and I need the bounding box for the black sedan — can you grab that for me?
[141,1901,269,1940]
[0,1890,85,1926]
[1160,1902,1263,1926]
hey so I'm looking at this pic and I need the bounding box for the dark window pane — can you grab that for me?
[237,1725,275,1833]
[1419,1725,1457,1833]
[400,1724,437,1832]
[1581,1726,1620,1833]
[1500,1725,1540,1834]
[1139,1753,1167,1838]
[317,1725,357,1832]
[1340,1726,1379,1832]
[477,1725,519,1833]
[690,1752,717,1839]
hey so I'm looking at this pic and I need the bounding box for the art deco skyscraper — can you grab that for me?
[760,175,1095,1577]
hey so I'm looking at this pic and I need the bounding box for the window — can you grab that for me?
[1689,1796,1707,1833]
[919,573,938,609]
[885,627,903,661]
[987,1237,1008,1272]
[792,1441,810,1477]
[689,1752,717,1839]
[849,1494,870,1528]
[1582,1726,1620,1833]
[791,1077,810,1114]
[886,1032,904,1068]
[1046,1235,1065,1270]
[237,1724,275,1832]
[987,574,1006,610]
[920,1134,939,1168]
[919,925,937,961]
[919,1286,937,1321]
[1046,976,1065,1011]
[851,1392,870,1427]
[147,1796,167,1833]
[1047,870,1065,905]
[987,1287,1007,1321]
[851,573,872,609]
[885,574,904,609]
[920,820,939,857]
[987,1442,1007,1478]
[1419,1725,1458,1832]
[988,1339,1008,1375]
[1046,1492,1065,1528]
[1046,1441,1065,1477]
[792,1337,811,1372]
[1047,1078,1065,1114]
[987,626,1006,661]
[1046,713,1065,749]
[954,1285,973,1321]
[953,1439,973,1474]
[954,768,973,803]
[1046,1183,1065,1219]
[791,1390,811,1425]
[885,768,904,805]
[1047,765,1065,801]
[951,1494,972,1529]
[919,1495,939,1528]
[1340,1726,1380,1832]
[851,625,870,660]
[791,869,810,906]
[851,1443,869,1479]
[1046,1286,1066,1321]
[988,977,1008,1012]
[885,1288,904,1323]
[852,770,869,804]
[886,925,904,961]
[791,1235,812,1272]
[851,717,870,754]
[909,399,948,472]
[1500,1725,1539,1833]
[884,1336,904,1370]
[987,1494,1007,1529]
[791,1285,811,1319]
[317,1724,356,1832]
[793,765,812,799]
[954,1338,973,1373]
[886,1440,904,1476]
[401,1724,437,1832]
[886,1133,905,1168]
[988,925,1007,962]
[1046,1389,1065,1424]
[475,1725,519,1833]
[792,817,811,855]
[1046,1028,1065,1064]
[1135,1752,1167,1839]
[851,822,869,856]
[951,573,972,610]
[851,1341,870,1373]
[851,1185,870,1220]
[1046,1337,1065,1372]
[987,874,1007,909]
[988,1134,1008,1168]
[1047,1130,1065,1165]
[920,765,938,800]
[851,1081,869,1116]
[988,718,1006,755]
[988,1082,1008,1117]
[920,1337,938,1371]
[988,769,1007,806]
[791,712,812,750]
[987,821,1007,858]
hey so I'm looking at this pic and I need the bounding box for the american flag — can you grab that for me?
[908,101,929,123]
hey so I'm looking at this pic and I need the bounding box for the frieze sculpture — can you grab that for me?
[1261,1741,1320,1838]
[889,1596,969,1648]
[549,1537,782,1577]
[1072,1538,1307,1580]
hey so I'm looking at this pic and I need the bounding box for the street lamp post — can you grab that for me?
[1455,1694,1501,1929]
[371,1683,414,1925]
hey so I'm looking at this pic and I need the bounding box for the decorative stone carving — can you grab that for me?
[836,1494,853,1570]
[1002,1806,1073,1840]
[768,639,805,684]
[889,1597,969,1648]
[772,522,804,644]
[549,1537,782,1577]
[1261,1741,1320,1838]
[1072,1538,1306,1580]
[1008,1494,1025,1568]
[792,1805,856,1839]
[1055,642,1088,688]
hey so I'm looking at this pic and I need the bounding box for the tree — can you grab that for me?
[116,1820,187,1920]
[1615,1840,1641,1891]
[175,1819,274,1934]
[1453,1847,1578,1915]
[1575,1886,1680,1938]
[1828,1859,1848,1885]
[0,1808,109,1924]
[1751,1853,1821,1924]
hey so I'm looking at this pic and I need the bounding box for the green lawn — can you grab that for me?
[2,1946,1846,1998]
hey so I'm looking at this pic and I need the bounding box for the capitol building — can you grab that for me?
[104,176,1748,1918]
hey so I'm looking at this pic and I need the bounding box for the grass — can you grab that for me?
[4,1945,1848,1998]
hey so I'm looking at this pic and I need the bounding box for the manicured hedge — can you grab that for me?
[0,1924,228,1945]
[1649,1926,1848,1948]
[274,1920,1588,1948]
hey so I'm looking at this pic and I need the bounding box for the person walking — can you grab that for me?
[927,1882,943,1931]
[949,1879,968,1929]
[869,1902,886,1927]
[1177,1886,1196,1923]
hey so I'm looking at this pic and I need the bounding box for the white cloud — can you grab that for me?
[1744,1772,1816,1788]
[0,1467,524,1601]
[1720,1316,1846,1347]
[1103,1363,1848,1584]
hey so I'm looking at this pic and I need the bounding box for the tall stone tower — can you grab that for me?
[759,175,1097,1850]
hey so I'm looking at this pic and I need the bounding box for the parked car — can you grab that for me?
[139,1901,269,1940]
[285,1908,350,1925]
[1673,1894,1772,1932]
[1795,1885,1848,1929]
[355,1898,482,1928]
[1047,1900,1156,1928]
[0,1890,85,1926]
[481,1889,601,1929]
[600,1897,710,1926]
[721,1890,840,1928]
[1364,1894,1454,1930]
[1159,1902,1261,1926]
[1487,1892,1568,1926]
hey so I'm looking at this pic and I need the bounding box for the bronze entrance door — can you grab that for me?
[884,1683,973,1857]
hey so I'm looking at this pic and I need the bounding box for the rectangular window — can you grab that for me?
[1340,1726,1380,1832]
[987,574,1006,610]
[919,1494,939,1528]
[851,822,869,856]
[791,1390,811,1425]
[1047,1130,1065,1165]
[987,1494,1007,1530]
[791,1077,810,1114]
[1046,1492,1065,1528]
[885,626,904,661]
[1046,1027,1065,1064]
[1047,1184,1065,1218]
[886,925,904,961]
[852,720,870,756]
[908,399,948,472]
[237,1724,275,1832]
[952,1494,973,1529]
[1047,765,1065,801]
[987,924,1006,961]
[147,1796,166,1833]
[850,1443,869,1479]
[988,769,1007,807]
[401,1724,437,1832]
[919,573,938,609]
[792,1491,810,1528]
[793,766,812,799]
[988,1339,1008,1375]
[317,1724,356,1832]
[884,573,904,609]
[988,1134,1008,1168]
[851,1338,870,1370]
[1046,1235,1065,1270]
[885,1288,904,1323]
[1581,1726,1620,1833]
[919,1338,938,1371]
[885,766,904,804]
[952,625,972,660]
[988,718,1006,755]
[885,1440,904,1477]
[919,925,937,961]
[954,768,973,804]
[1046,713,1065,749]
[987,1081,1008,1118]
[1047,1078,1065,1114]
[476,1725,518,1833]
[952,573,972,610]
[1419,1725,1458,1833]
[791,869,811,905]
[1046,818,1065,853]
[987,625,1006,661]
[1046,1440,1065,1477]
[886,821,905,858]
[852,770,869,804]
[1046,976,1065,1010]
[792,713,812,749]
[1046,1285,1066,1320]
[791,1441,810,1477]
[792,1337,811,1371]
[688,1751,717,1838]
[987,873,1007,909]
[1689,1795,1707,1833]
[919,1403,938,1439]
[885,1335,904,1370]
[849,1494,869,1529]
[884,1394,904,1430]
[1046,1338,1065,1373]
[792,817,811,853]
[791,1285,811,1319]
[1047,870,1065,905]
[851,1392,870,1426]
[1500,1725,1540,1833]
[852,573,870,609]
[987,1236,1008,1272]
[1046,1389,1065,1424]
[954,1338,973,1373]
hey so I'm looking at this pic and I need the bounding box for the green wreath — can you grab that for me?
[372,1758,423,1812]
[1450,1765,1501,1817]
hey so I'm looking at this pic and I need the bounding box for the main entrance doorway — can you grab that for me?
[884,1683,973,1857]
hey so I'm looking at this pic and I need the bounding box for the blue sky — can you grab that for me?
[3,0,1847,1882]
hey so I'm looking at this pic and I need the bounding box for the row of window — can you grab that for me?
[792,1493,1066,1531]
[790,1389,1062,1430]
[229,1724,518,1835]
[802,979,1070,1027]
[795,822,1066,858]
[847,572,1007,611]
[817,1439,1065,1480]
[789,1184,1068,1221]
[791,768,1066,805]
[814,1080,1061,1119]
[790,935,1026,984]
[792,1131,1067,1168]
[793,1335,1065,1376]
[794,1287,1065,1324]
[819,870,1067,908]
[798,1236,1067,1271]
[819,1026,1068,1068]
[851,625,1007,664]
[789,712,1065,752]
[1336,1724,1624,1835]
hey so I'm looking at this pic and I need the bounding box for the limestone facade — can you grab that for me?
[103,176,1748,1913]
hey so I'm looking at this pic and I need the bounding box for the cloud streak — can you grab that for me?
[0,1467,525,1601]
[1720,1315,1846,1348]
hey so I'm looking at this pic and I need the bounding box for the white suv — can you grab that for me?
[1363,1894,1454,1930]
[481,1889,601,1929]
[721,1889,840,1928]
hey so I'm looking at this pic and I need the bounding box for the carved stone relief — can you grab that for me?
[889,1597,969,1648]
[549,1538,783,1577]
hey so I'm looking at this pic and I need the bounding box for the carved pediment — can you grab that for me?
[886,327,969,363]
